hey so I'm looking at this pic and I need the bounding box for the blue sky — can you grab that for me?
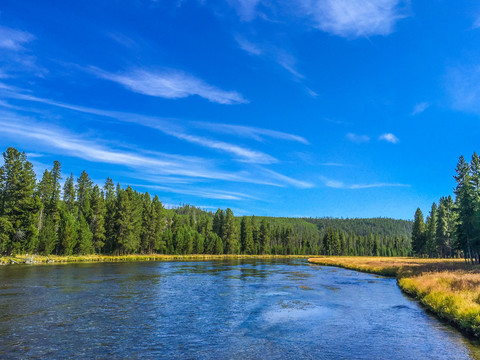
[1,1,480,219]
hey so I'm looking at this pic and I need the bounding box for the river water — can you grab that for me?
[0,259,479,359]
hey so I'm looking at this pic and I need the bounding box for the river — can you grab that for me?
[0,259,479,359]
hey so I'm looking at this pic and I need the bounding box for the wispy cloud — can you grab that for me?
[235,35,304,79]
[0,26,44,78]
[0,26,34,50]
[0,87,277,163]
[235,35,263,55]
[91,67,248,105]
[229,0,262,21]
[447,65,480,114]
[300,0,408,38]
[379,133,399,144]
[346,132,370,143]
[411,101,430,115]
[0,113,234,181]
[320,162,348,167]
[0,108,311,189]
[262,168,314,189]
[322,176,409,189]
[192,121,309,144]
[163,129,278,164]
[129,183,257,201]
[473,15,480,29]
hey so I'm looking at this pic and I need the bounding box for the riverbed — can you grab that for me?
[0,259,478,359]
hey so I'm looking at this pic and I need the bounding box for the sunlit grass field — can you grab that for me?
[308,256,480,338]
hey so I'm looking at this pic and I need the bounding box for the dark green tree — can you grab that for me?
[240,216,254,254]
[412,208,426,256]
[0,148,41,253]
[223,208,239,254]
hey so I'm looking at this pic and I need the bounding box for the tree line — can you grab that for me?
[411,152,480,263]
[0,147,412,257]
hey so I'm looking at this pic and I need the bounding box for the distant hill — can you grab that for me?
[304,217,413,238]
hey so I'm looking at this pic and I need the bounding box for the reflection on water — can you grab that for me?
[0,259,479,359]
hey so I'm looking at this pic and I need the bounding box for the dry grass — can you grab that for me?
[308,256,480,338]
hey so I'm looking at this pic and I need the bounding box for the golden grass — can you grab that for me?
[0,253,309,265]
[308,256,480,338]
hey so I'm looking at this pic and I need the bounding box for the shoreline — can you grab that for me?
[0,254,310,265]
[308,256,480,340]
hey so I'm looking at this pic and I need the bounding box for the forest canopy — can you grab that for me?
[0,147,412,257]
[411,152,480,263]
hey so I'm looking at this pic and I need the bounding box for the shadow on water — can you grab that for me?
[0,258,480,359]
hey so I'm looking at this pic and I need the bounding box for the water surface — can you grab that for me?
[0,259,479,359]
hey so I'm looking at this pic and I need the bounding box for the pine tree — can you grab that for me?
[194,232,204,254]
[77,213,94,254]
[214,233,223,254]
[140,192,154,254]
[212,209,224,239]
[412,208,426,256]
[90,185,106,253]
[115,186,141,254]
[50,160,62,222]
[103,178,116,253]
[59,207,78,255]
[76,170,92,221]
[152,195,166,253]
[454,155,475,262]
[425,202,438,257]
[470,152,480,261]
[259,219,270,254]
[223,208,239,254]
[240,216,254,254]
[63,174,76,213]
[39,215,57,255]
[0,148,41,253]
[436,196,456,258]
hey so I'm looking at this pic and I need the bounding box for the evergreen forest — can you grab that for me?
[0,147,412,257]
[411,152,480,263]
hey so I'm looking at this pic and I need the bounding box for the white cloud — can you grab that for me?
[235,35,263,55]
[324,179,345,188]
[274,49,304,79]
[300,0,408,38]
[348,182,409,189]
[305,87,319,98]
[193,121,309,144]
[164,129,278,164]
[0,87,276,163]
[0,114,232,181]
[378,133,399,143]
[129,183,256,201]
[262,168,314,189]
[473,15,480,29]
[229,0,261,21]
[235,36,304,79]
[322,176,409,189]
[411,102,430,115]
[447,65,480,114]
[320,162,347,167]
[0,109,311,189]
[92,67,248,105]
[346,132,370,143]
[0,26,33,50]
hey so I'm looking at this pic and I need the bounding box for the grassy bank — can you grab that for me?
[308,256,480,338]
[0,253,309,265]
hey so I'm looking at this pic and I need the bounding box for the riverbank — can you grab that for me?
[0,253,309,265]
[308,256,480,338]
